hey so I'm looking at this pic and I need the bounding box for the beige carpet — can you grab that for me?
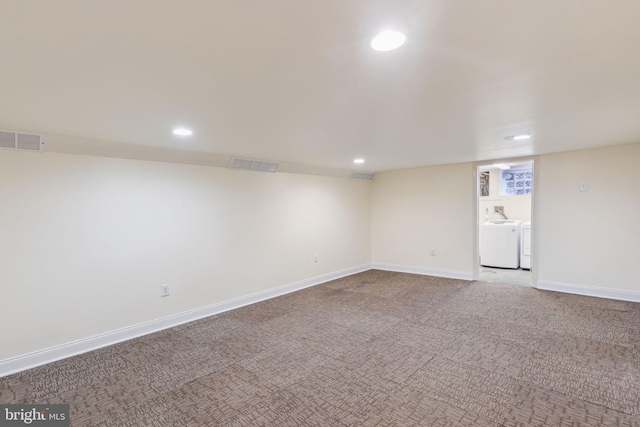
[1,270,639,426]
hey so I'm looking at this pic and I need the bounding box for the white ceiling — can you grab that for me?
[2,1,640,173]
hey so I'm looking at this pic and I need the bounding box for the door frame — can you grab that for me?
[472,156,539,287]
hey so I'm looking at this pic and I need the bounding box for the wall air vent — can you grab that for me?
[348,171,376,180]
[228,157,279,173]
[0,130,44,152]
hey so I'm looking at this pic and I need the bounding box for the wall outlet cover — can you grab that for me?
[160,284,170,297]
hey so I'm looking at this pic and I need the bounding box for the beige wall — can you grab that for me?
[370,143,640,297]
[537,143,640,291]
[0,151,371,360]
[371,163,475,276]
[3,141,639,362]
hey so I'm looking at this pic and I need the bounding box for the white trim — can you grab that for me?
[372,263,473,281]
[0,264,371,378]
[537,280,640,303]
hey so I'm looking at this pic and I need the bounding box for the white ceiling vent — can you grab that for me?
[349,171,376,180]
[0,130,44,152]
[229,157,279,173]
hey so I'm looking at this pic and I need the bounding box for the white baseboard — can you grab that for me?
[537,280,640,303]
[372,263,473,281]
[0,264,371,378]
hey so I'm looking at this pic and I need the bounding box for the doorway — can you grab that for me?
[474,159,534,286]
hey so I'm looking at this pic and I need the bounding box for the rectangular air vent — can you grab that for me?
[0,130,44,152]
[229,157,279,173]
[349,171,376,180]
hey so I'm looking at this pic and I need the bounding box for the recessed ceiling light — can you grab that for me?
[173,128,193,136]
[353,158,365,164]
[505,134,531,141]
[371,31,406,51]
[493,163,511,170]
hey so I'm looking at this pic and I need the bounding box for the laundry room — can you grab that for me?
[478,160,532,285]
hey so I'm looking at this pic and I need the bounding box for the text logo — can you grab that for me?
[0,405,69,427]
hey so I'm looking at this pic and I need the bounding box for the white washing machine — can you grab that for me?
[520,221,531,269]
[480,220,522,269]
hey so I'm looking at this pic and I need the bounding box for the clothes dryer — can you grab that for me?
[520,221,531,269]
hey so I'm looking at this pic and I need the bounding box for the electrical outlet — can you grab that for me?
[579,182,588,192]
[160,284,170,297]
[313,254,318,263]
[494,206,504,213]
[430,248,437,256]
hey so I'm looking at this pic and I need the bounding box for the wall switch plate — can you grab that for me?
[160,284,170,297]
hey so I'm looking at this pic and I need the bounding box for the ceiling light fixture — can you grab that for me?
[353,158,365,164]
[371,31,406,51]
[173,128,193,136]
[505,134,531,141]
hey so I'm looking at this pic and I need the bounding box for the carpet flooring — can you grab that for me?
[1,270,639,426]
